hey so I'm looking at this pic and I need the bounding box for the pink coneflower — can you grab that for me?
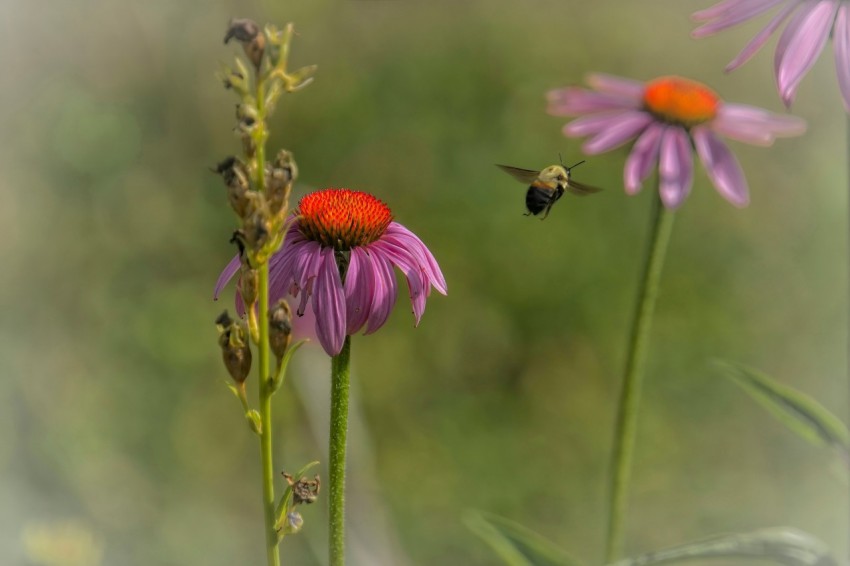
[215,189,447,356]
[547,74,806,208]
[692,0,850,111]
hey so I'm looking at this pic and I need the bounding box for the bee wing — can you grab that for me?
[565,178,603,196]
[496,164,541,184]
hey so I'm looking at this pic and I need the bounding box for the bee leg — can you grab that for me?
[539,199,556,220]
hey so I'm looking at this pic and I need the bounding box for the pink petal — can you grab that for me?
[581,112,653,154]
[344,248,373,335]
[311,248,346,356]
[384,223,447,295]
[547,87,640,116]
[372,240,428,325]
[214,254,241,299]
[586,73,645,100]
[692,0,786,36]
[693,126,750,207]
[834,3,850,113]
[693,0,775,21]
[363,248,398,335]
[564,111,642,137]
[658,127,693,209]
[724,1,802,71]
[624,122,665,195]
[775,1,839,107]
[712,103,806,145]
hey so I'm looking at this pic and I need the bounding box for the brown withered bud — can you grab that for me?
[214,156,251,218]
[242,207,271,252]
[216,310,252,383]
[224,18,265,70]
[266,150,298,216]
[239,266,260,309]
[268,300,293,362]
[283,472,320,506]
[235,104,258,134]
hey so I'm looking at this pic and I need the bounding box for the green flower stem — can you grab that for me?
[329,336,352,566]
[253,76,279,566]
[605,192,675,562]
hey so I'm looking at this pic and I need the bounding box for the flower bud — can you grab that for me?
[224,19,266,70]
[269,300,293,362]
[216,310,252,383]
[281,512,303,535]
[239,266,260,309]
[214,157,251,218]
[283,472,320,505]
[266,150,297,216]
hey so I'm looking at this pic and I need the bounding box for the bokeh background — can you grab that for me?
[1,0,847,564]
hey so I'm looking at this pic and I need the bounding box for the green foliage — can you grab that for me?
[607,528,836,566]
[717,361,850,458]
[465,511,582,566]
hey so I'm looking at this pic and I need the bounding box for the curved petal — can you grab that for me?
[693,126,750,207]
[623,122,665,195]
[371,240,429,326]
[834,3,850,113]
[214,254,242,299]
[774,1,839,107]
[586,74,645,100]
[713,103,806,145]
[658,127,693,209]
[363,248,398,335]
[311,248,346,356]
[547,87,641,116]
[692,0,781,22]
[564,110,643,137]
[724,1,802,71]
[582,111,652,154]
[383,223,447,295]
[692,0,786,36]
[344,248,374,335]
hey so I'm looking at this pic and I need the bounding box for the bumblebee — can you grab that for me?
[496,159,602,220]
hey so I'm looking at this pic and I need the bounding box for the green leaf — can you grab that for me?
[464,511,582,566]
[607,528,836,566]
[717,361,850,456]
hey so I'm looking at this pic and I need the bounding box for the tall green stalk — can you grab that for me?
[329,336,352,566]
[253,77,280,566]
[605,192,675,562]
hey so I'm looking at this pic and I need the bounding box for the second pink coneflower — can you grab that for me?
[547,73,806,208]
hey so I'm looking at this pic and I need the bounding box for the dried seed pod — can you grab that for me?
[216,310,252,383]
[224,19,265,70]
[269,300,293,362]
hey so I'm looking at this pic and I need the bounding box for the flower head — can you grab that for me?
[215,189,447,356]
[692,0,850,111]
[547,73,806,208]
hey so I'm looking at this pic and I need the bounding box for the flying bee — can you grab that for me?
[496,158,602,220]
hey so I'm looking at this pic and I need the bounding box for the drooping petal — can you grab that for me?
[586,73,645,99]
[624,122,665,195]
[692,0,786,36]
[834,3,850,113]
[658,127,693,209]
[311,248,346,356]
[344,248,374,335]
[692,0,781,22]
[214,254,242,299]
[363,248,398,335]
[581,111,653,154]
[546,87,641,116]
[383,223,447,295]
[693,126,750,207]
[564,111,643,137]
[724,1,802,71]
[712,103,806,145]
[372,240,429,326]
[774,0,839,107]
[290,241,324,316]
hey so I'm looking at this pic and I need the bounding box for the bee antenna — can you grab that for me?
[559,152,564,167]
[566,160,585,171]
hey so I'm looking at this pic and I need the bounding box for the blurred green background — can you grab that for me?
[1,0,847,564]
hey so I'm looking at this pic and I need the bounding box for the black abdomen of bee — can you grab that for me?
[525,186,555,216]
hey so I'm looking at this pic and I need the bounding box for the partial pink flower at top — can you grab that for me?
[547,74,806,209]
[692,0,850,111]
[215,189,447,356]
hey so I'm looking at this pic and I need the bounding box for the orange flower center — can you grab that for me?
[643,76,719,126]
[296,188,393,250]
